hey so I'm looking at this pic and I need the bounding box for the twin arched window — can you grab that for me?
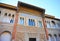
[19,17,24,25]
[48,34,52,41]
[48,34,58,41]
[28,19,35,26]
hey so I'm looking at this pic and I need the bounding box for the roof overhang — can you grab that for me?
[0,3,17,11]
[45,14,60,21]
[18,1,45,14]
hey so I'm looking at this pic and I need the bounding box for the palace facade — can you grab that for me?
[0,1,60,41]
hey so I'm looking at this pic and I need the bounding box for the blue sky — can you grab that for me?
[0,0,60,19]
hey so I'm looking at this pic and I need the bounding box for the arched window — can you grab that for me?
[48,34,52,41]
[8,14,11,17]
[4,13,7,16]
[59,34,60,37]
[0,31,12,41]
[52,21,55,24]
[51,21,56,28]
[54,34,57,41]
[28,19,35,26]
[58,34,60,41]
[38,21,42,27]
[12,14,14,18]
[20,17,24,25]
[46,21,51,28]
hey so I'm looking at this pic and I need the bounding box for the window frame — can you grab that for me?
[12,14,14,18]
[4,13,7,16]
[19,17,24,25]
[46,20,51,28]
[10,19,14,23]
[51,21,56,28]
[38,20,43,28]
[8,14,11,17]
[28,18,35,26]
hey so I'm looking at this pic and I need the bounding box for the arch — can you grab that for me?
[51,21,56,28]
[58,34,60,41]
[48,34,52,41]
[59,34,60,37]
[1,31,11,35]
[54,34,57,41]
[0,31,12,41]
[49,34,52,37]
[8,14,11,17]
[54,34,57,37]
[51,21,55,24]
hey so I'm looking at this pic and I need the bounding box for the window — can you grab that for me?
[29,38,36,41]
[48,34,52,41]
[8,14,11,17]
[51,21,56,28]
[38,21,42,27]
[59,34,60,37]
[28,19,35,26]
[46,21,51,28]
[12,14,14,18]
[58,34,60,41]
[57,23,60,27]
[54,34,57,41]
[0,11,1,15]
[4,13,7,16]
[20,17,24,25]
[10,19,14,23]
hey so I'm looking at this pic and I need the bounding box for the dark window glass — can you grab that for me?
[0,11,1,14]
[51,21,56,28]
[59,34,60,37]
[54,34,57,37]
[4,13,7,16]
[49,34,52,37]
[8,14,11,16]
[0,11,1,15]
[12,14,14,18]
[52,21,55,24]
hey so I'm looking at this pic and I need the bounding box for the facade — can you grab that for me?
[0,1,60,41]
[45,15,60,41]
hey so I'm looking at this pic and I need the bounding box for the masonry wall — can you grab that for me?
[45,18,60,41]
[0,7,46,41]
